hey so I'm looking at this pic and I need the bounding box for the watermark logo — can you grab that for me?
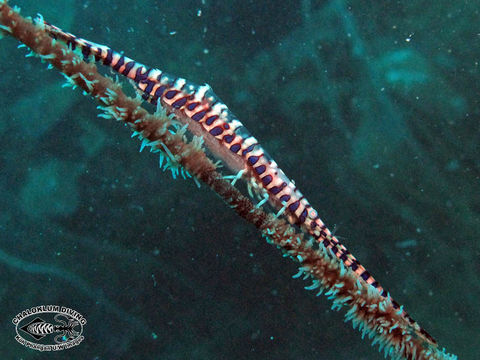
[12,305,86,351]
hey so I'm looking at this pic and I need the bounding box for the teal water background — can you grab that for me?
[0,0,478,359]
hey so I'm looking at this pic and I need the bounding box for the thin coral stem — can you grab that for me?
[0,2,456,359]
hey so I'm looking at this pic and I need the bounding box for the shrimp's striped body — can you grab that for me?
[43,21,436,345]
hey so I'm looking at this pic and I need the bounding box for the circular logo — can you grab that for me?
[12,305,86,351]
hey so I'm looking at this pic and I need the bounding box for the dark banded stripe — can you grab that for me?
[165,90,178,100]
[81,43,91,60]
[209,126,223,136]
[269,182,286,195]
[153,85,167,100]
[172,97,188,108]
[112,55,125,71]
[255,165,266,175]
[122,61,135,76]
[134,67,150,82]
[230,143,241,153]
[360,271,370,281]
[248,155,260,165]
[288,201,300,212]
[298,208,308,224]
[94,48,102,62]
[223,135,235,143]
[187,102,199,111]
[242,143,255,156]
[261,175,273,186]
[143,80,155,95]
[206,115,218,125]
[192,110,207,121]
[103,48,113,65]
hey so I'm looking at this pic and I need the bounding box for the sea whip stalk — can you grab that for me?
[0,2,456,359]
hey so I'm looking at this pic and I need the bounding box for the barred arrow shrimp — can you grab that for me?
[36,16,437,346]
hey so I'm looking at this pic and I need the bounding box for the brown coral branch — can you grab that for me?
[0,2,456,359]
